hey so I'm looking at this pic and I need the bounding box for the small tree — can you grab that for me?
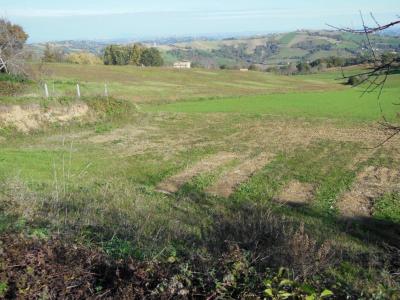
[128,44,143,65]
[0,18,29,76]
[296,62,311,74]
[42,43,65,63]
[140,48,164,67]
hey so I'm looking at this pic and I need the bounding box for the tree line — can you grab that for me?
[103,44,163,66]
[42,43,164,67]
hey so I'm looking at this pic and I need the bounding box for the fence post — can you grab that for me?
[44,83,49,98]
[104,83,108,98]
[76,84,81,98]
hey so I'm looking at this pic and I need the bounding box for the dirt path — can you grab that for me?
[156,152,237,194]
[206,152,274,197]
[337,166,400,218]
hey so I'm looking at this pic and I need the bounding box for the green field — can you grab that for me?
[1,64,400,298]
[144,89,399,123]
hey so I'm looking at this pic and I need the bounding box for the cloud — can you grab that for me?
[2,8,186,18]
[191,9,390,21]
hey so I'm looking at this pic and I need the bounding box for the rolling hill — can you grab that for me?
[28,30,400,68]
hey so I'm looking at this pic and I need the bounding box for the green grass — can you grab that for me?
[374,193,400,223]
[144,86,399,123]
[12,63,341,104]
[279,32,297,44]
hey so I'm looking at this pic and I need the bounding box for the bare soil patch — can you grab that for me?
[338,166,400,218]
[156,152,237,193]
[274,180,315,206]
[206,152,274,197]
[0,103,89,132]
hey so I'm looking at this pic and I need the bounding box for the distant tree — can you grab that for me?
[140,47,164,66]
[66,52,102,65]
[0,18,29,75]
[103,45,127,65]
[296,61,311,74]
[128,44,143,65]
[103,45,115,65]
[103,44,149,66]
[42,43,65,63]
[248,64,259,71]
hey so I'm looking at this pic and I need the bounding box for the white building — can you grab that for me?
[173,61,191,69]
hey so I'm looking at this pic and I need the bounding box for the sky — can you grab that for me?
[1,0,399,43]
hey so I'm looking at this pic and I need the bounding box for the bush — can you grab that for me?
[347,75,367,86]
[248,64,259,71]
[0,73,28,95]
[140,48,164,67]
[66,52,102,65]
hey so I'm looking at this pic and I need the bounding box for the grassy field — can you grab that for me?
[144,89,399,123]
[1,64,399,298]
[21,63,342,103]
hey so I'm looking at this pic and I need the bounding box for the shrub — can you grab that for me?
[347,75,367,86]
[66,52,102,65]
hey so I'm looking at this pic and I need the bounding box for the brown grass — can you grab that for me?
[338,166,400,217]
[274,180,315,206]
[206,152,274,197]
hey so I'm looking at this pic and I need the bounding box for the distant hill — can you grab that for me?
[27,30,400,68]
[160,30,400,68]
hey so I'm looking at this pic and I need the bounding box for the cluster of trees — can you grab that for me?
[266,53,389,75]
[103,44,163,66]
[41,43,164,67]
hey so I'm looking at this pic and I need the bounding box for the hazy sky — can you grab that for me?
[1,0,399,42]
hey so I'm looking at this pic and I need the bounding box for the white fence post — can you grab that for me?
[44,83,49,98]
[104,83,108,97]
[76,84,81,98]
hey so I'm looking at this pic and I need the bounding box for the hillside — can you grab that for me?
[28,30,400,68]
[162,30,400,68]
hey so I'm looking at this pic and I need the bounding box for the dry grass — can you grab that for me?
[274,180,315,205]
[338,166,400,218]
[206,152,274,197]
[157,152,237,193]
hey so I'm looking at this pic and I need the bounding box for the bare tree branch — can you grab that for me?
[327,19,400,34]
[334,14,400,146]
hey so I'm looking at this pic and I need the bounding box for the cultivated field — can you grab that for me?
[0,64,399,298]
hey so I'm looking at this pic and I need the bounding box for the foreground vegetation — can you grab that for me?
[0,64,399,298]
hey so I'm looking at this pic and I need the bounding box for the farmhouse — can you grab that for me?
[173,61,191,69]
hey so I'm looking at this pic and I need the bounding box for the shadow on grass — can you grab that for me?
[171,186,400,275]
[281,199,400,249]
